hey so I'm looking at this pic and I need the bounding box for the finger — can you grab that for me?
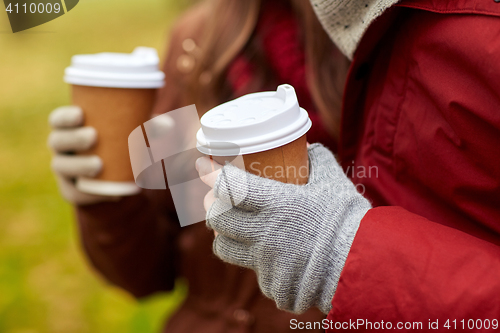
[49,106,84,129]
[51,155,102,178]
[196,156,222,188]
[213,234,254,269]
[48,127,97,153]
[145,113,175,140]
[206,199,264,243]
[203,188,216,211]
[214,163,290,211]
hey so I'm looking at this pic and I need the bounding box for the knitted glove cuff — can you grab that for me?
[317,195,370,313]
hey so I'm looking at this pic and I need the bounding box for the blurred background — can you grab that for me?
[0,1,193,332]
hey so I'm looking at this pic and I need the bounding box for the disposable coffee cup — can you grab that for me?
[196,84,312,184]
[64,47,165,196]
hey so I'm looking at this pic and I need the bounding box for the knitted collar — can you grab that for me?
[310,0,400,59]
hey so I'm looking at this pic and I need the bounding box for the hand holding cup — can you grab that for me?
[48,105,114,205]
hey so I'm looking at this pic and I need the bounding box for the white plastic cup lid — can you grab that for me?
[196,84,312,156]
[64,47,165,89]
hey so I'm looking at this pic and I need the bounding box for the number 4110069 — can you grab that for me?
[6,2,62,14]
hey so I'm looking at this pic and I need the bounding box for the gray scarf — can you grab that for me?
[310,0,400,59]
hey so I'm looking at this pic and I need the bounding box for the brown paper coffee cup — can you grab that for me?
[212,134,309,184]
[71,85,155,182]
[64,47,164,195]
[199,85,311,185]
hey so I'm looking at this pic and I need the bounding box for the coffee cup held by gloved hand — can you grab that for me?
[196,84,311,185]
[64,47,165,196]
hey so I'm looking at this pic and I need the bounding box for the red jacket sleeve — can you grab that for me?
[327,207,500,331]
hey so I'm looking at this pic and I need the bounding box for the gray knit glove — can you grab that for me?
[206,143,371,314]
[48,106,108,205]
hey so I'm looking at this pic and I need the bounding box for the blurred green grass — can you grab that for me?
[0,1,192,332]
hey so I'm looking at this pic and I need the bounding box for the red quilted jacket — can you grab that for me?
[327,0,500,330]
